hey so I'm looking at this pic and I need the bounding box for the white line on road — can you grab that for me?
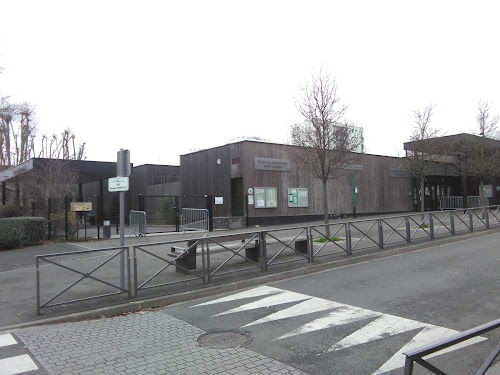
[0,355,38,375]
[326,314,427,352]
[191,285,281,307]
[244,297,342,327]
[214,290,311,317]
[0,334,17,347]
[67,242,97,250]
[276,305,381,340]
[194,286,488,375]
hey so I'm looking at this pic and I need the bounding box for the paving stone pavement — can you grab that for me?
[14,310,307,375]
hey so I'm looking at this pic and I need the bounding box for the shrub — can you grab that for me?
[0,217,46,250]
[160,197,176,225]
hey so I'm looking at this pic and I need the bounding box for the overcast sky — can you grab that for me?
[1,0,499,166]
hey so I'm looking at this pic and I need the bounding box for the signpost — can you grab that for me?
[108,177,129,192]
[110,149,131,289]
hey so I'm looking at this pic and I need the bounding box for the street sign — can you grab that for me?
[108,176,129,192]
[71,202,92,212]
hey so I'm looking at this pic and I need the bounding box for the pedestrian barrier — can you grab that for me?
[263,226,310,270]
[36,246,130,314]
[310,222,348,257]
[36,205,500,313]
[180,208,209,232]
[129,210,147,239]
[133,238,205,296]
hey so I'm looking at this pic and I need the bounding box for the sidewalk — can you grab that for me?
[12,310,307,375]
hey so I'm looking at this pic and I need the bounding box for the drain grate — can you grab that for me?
[197,331,252,349]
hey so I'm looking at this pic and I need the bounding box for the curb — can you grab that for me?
[2,228,498,333]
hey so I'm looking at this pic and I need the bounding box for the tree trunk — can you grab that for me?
[322,179,331,238]
[479,180,486,207]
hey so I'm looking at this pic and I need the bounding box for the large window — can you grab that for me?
[254,187,277,208]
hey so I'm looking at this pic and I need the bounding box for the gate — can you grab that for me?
[138,194,213,234]
[180,208,209,232]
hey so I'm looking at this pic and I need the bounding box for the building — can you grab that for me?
[180,140,413,227]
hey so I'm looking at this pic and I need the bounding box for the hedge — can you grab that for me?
[0,217,46,250]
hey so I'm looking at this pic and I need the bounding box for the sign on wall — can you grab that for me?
[288,188,308,207]
[254,157,291,172]
[389,168,411,178]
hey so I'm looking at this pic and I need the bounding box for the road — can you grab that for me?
[163,231,499,375]
[0,222,498,374]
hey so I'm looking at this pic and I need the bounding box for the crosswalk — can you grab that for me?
[0,334,39,375]
[192,286,487,375]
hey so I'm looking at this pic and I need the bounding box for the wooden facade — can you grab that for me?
[180,140,413,224]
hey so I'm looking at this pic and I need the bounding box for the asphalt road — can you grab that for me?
[163,232,500,375]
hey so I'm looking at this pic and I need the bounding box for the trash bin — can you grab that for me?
[103,220,111,238]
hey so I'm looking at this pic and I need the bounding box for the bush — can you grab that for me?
[160,197,176,225]
[0,217,46,250]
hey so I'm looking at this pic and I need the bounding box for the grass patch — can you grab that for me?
[314,236,343,243]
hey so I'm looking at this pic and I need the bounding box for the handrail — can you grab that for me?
[403,318,500,375]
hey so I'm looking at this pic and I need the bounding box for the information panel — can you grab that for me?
[288,188,308,207]
[254,187,277,208]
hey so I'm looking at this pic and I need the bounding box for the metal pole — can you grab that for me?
[96,194,100,240]
[351,174,357,218]
[47,198,51,241]
[120,190,125,289]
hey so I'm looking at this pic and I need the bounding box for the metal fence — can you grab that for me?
[403,318,500,375]
[180,208,209,232]
[36,246,130,314]
[36,205,500,313]
[129,210,147,238]
[440,196,490,210]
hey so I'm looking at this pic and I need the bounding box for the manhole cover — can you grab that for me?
[197,331,252,349]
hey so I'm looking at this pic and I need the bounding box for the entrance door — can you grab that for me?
[231,178,244,216]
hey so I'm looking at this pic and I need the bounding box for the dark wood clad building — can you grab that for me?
[180,140,413,226]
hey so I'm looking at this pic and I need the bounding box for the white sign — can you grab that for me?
[108,177,129,192]
[215,197,224,205]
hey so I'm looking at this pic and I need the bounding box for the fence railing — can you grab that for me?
[36,205,500,313]
[180,208,209,232]
[36,246,130,314]
[129,210,147,238]
[403,318,500,375]
[440,196,490,210]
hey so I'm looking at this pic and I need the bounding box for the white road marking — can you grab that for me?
[67,242,97,250]
[194,286,487,375]
[0,354,38,375]
[244,297,342,327]
[372,325,487,375]
[0,334,17,347]
[214,290,311,316]
[326,314,427,352]
[277,305,381,340]
[191,285,281,307]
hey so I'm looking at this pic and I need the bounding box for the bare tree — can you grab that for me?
[15,102,36,165]
[290,68,363,237]
[461,100,500,206]
[402,104,447,212]
[0,96,15,167]
[38,129,86,160]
